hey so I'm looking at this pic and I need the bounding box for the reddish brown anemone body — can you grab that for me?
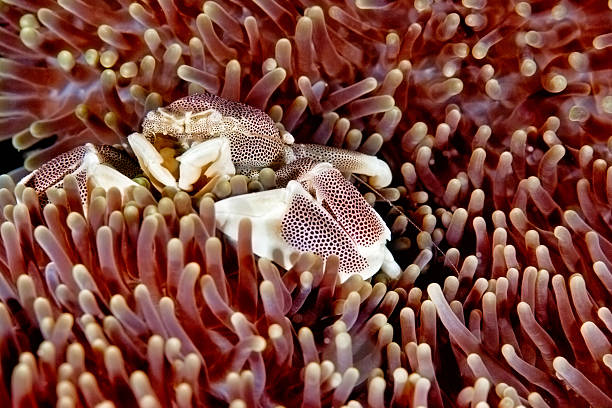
[1,0,612,407]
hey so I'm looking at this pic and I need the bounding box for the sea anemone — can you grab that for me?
[1,0,612,407]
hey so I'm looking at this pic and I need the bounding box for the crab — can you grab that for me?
[17,93,401,282]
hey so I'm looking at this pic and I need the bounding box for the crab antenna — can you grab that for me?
[351,174,461,276]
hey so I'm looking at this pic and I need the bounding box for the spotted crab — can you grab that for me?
[17,93,400,282]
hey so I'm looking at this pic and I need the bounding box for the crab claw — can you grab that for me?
[16,143,141,209]
[214,164,400,282]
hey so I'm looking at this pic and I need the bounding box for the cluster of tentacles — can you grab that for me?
[1,0,612,407]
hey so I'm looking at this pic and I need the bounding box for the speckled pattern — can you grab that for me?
[309,166,386,248]
[281,185,370,279]
[161,92,279,140]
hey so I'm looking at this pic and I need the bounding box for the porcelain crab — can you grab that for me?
[17,93,401,282]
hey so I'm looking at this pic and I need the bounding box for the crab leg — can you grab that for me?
[289,143,392,188]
